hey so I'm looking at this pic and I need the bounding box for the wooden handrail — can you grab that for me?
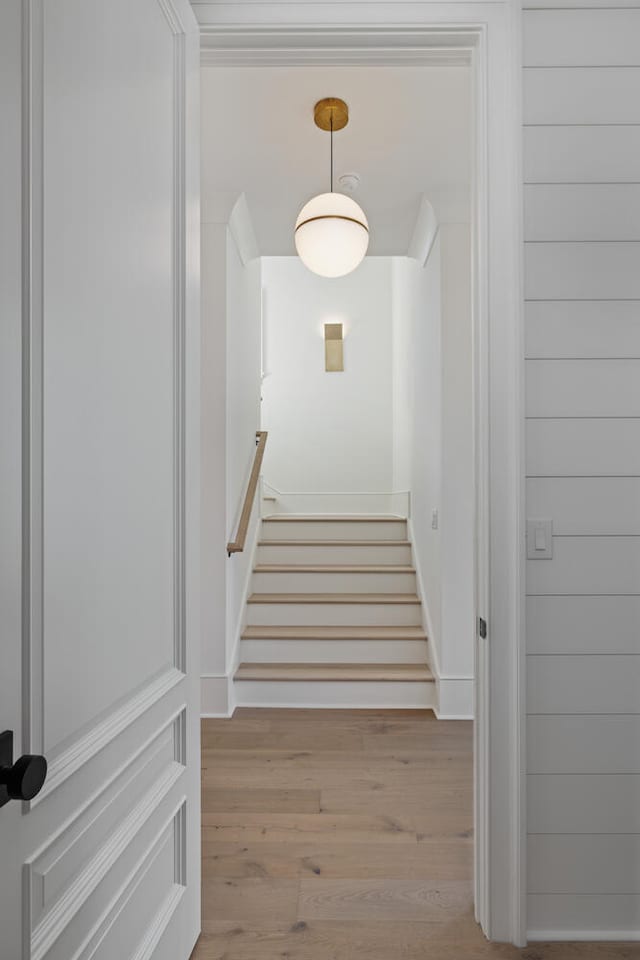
[227,431,268,556]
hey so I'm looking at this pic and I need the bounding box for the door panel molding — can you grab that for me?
[31,669,183,808]
[32,726,174,919]
[21,0,189,788]
[27,770,185,960]
[30,800,186,960]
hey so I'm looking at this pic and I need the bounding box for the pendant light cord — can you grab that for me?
[330,114,334,193]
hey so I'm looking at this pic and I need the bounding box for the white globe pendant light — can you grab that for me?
[294,98,369,279]
[295,192,369,279]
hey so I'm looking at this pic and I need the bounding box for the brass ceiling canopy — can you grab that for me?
[314,97,349,132]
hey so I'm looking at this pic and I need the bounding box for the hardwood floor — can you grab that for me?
[192,709,637,960]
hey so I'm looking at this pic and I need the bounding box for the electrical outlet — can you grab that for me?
[431,509,439,530]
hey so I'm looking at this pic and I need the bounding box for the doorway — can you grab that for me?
[199,21,524,947]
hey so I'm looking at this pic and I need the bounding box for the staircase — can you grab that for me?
[233,515,436,709]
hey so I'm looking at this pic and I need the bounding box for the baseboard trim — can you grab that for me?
[407,516,474,721]
[200,675,231,718]
[528,931,640,943]
[232,701,437,712]
[226,499,262,689]
[435,677,473,720]
[261,483,410,517]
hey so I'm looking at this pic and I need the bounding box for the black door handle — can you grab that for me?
[0,730,47,807]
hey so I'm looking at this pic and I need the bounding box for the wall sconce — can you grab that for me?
[324,323,344,372]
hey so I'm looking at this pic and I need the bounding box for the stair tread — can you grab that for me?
[254,564,415,573]
[242,625,428,640]
[248,593,421,605]
[235,662,434,682]
[258,540,412,547]
[262,515,406,522]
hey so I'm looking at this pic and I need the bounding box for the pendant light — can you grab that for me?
[295,98,369,278]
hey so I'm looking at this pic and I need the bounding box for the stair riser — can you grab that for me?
[246,602,422,627]
[252,570,417,594]
[256,543,413,564]
[233,679,436,709]
[240,638,428,664]
[261,520,407,541]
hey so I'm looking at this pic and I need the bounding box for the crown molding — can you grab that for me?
[198,24,477,65]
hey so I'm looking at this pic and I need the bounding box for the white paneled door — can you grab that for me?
[0,1,201,959]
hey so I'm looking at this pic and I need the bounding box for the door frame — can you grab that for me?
[198,9,525,947]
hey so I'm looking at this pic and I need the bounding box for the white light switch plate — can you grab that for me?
[527,518,553,559]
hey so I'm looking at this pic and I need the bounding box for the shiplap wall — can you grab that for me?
[524,2,640,940]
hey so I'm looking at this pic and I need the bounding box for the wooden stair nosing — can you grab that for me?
[262,515,406,523]
[253,564,416,574]
[234,662,434,682]
[247,592,421,605]
[241,625,428,641]
[257,539,412,547]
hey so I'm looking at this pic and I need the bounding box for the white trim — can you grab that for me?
[200,15,525,946]
[200,675,232,718]
[66,801,185,960]
[528,931,640,943]
[25,708,185,887]
[201,46,471,67]
[29,768,183,960]
[200,498,262,719]
[30,668,183,807]
[21,0,45,761]
[436,678,474,719]
[260,483,410,517]
[226,494,262,704]
[129,886,185,960]
[198,23,492,57]
[470,25,489,937]
[408,488,474,722]
[232,702,437,709]
[406,514,440,675]
[509,0,527,946]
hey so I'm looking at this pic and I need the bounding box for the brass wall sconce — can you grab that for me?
[324,323,344,372]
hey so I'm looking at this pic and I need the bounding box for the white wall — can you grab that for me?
[392,227,474,716]
[523,4,640,940]
[392,245,442,662]
[440,224,474,684]
[201,194,262,715]
[261,257,394,495]
[201,220,227,688]
[226,232,262,668]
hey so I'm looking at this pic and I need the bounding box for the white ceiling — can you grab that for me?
[201,65,471,256]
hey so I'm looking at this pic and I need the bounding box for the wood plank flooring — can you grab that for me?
[191,709,637,960]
